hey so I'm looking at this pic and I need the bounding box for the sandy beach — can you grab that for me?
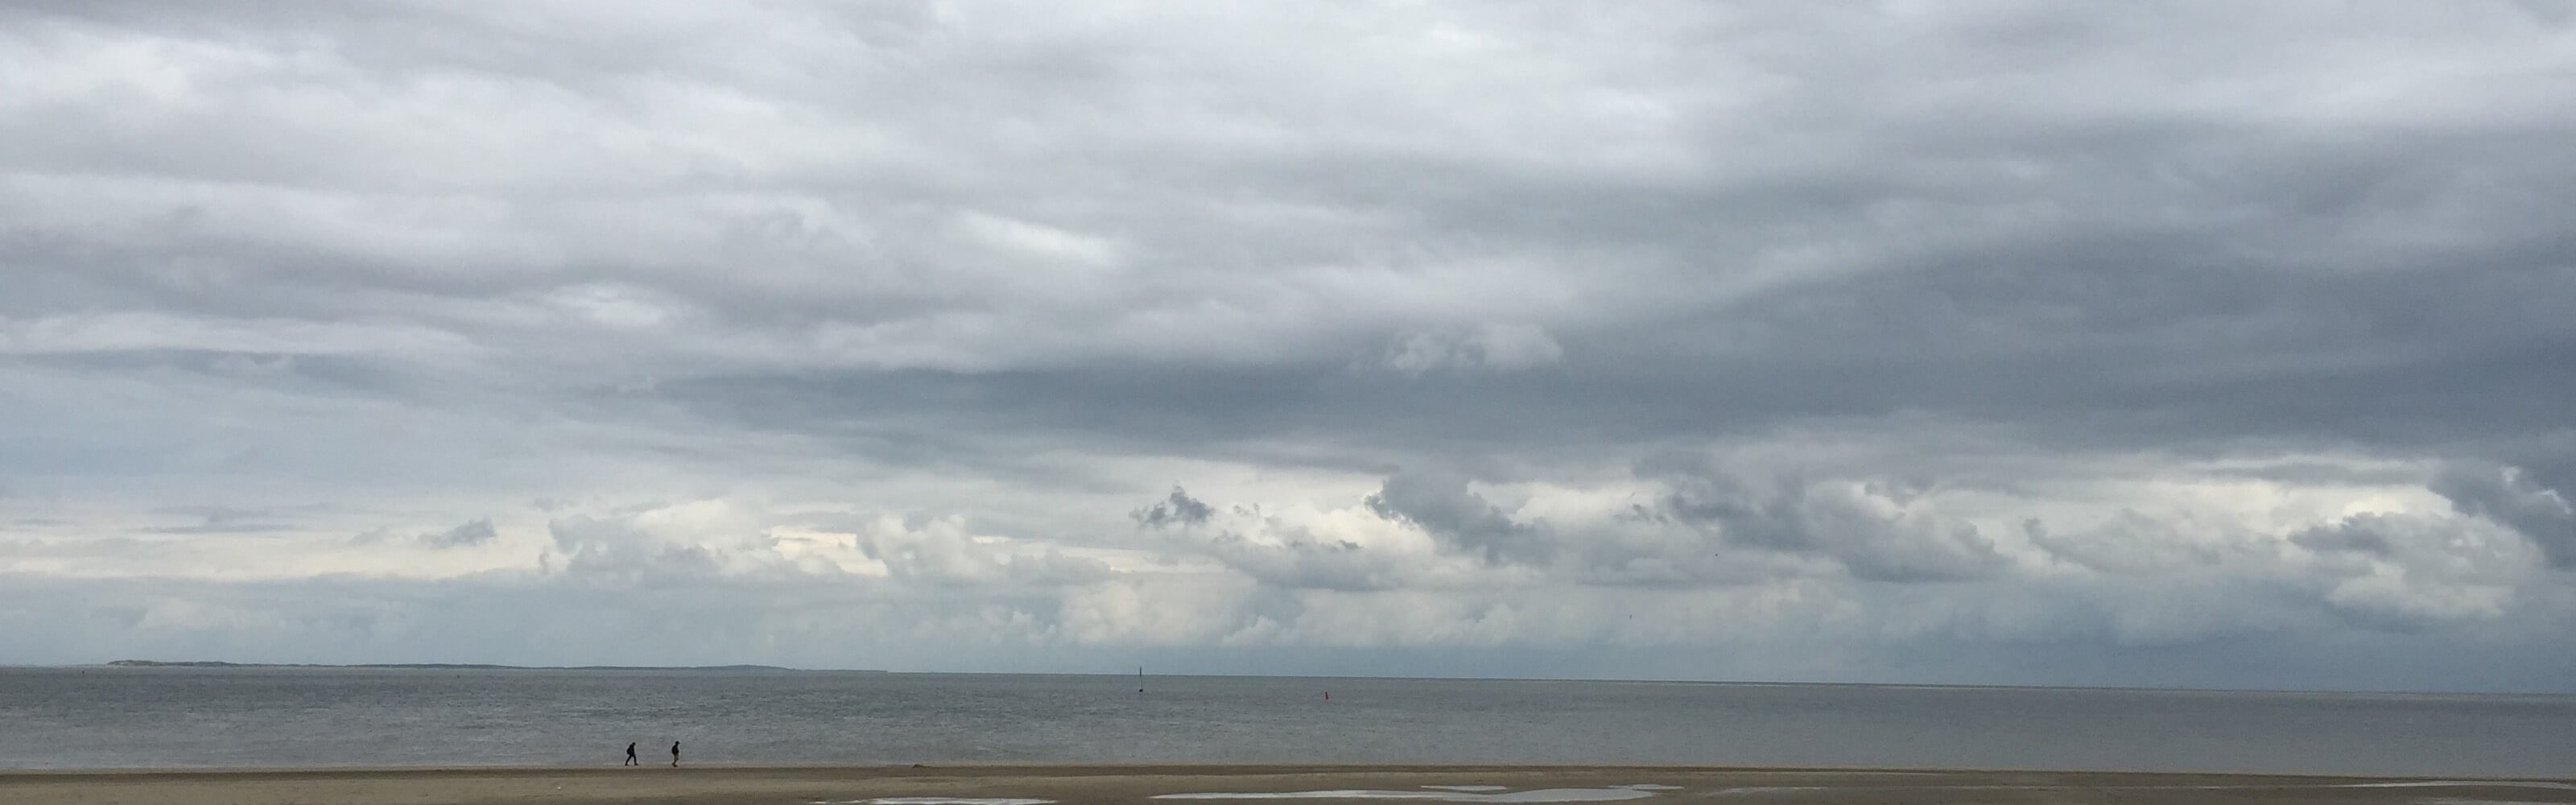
[5,765,2570,805]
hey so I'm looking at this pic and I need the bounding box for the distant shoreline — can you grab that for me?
[97,660,886,673]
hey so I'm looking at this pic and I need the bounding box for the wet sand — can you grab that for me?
[4,765,2571,805]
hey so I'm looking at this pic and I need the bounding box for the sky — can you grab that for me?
[3,1,2574,691]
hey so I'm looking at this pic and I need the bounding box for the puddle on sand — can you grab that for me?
[1719,781,2576,795]
[2343,783,2576,792]
[1422,787,1511,793]
[1153,789,1660,803]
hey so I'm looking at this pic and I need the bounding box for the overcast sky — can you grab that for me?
[3,1,2574,691]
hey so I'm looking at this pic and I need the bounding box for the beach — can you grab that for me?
[6,765,2572,805]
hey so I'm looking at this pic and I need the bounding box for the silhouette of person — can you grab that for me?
[671,741,681,767]
[625,742,638,766]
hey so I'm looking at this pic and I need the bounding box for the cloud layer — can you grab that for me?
[3,1,2574,690]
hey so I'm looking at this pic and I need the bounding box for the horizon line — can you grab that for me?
[19,661,2570,699]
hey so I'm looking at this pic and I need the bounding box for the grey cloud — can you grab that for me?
[147,521,297,535]
[2289,517,2398,555]
[1200,531,1398,592]
[1548,520,1792,589]
[146,506,300,535]
[1132,486,1215,530]
[1128,487,1410,591]
[2291,510,2534,573]
[421,518,497,549]
[1366,470,1550,565]
[1373,324,1565,377]
[545,515,730,587]
[351,518,501,550]
[2432,463,2576,568]
[1651,460,2005,583]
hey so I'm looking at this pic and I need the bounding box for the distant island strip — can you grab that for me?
[102,660,886,672]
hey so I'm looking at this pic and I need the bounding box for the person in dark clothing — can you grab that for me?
[671,741,681,766]
[624,742,638,766]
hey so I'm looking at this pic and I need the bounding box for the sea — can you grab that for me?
[1,667,2570,777]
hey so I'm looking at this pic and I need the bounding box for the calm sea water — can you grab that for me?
[0,667,2569,776]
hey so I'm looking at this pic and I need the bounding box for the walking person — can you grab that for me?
[624,742,638,766]
[671,741,681,767]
